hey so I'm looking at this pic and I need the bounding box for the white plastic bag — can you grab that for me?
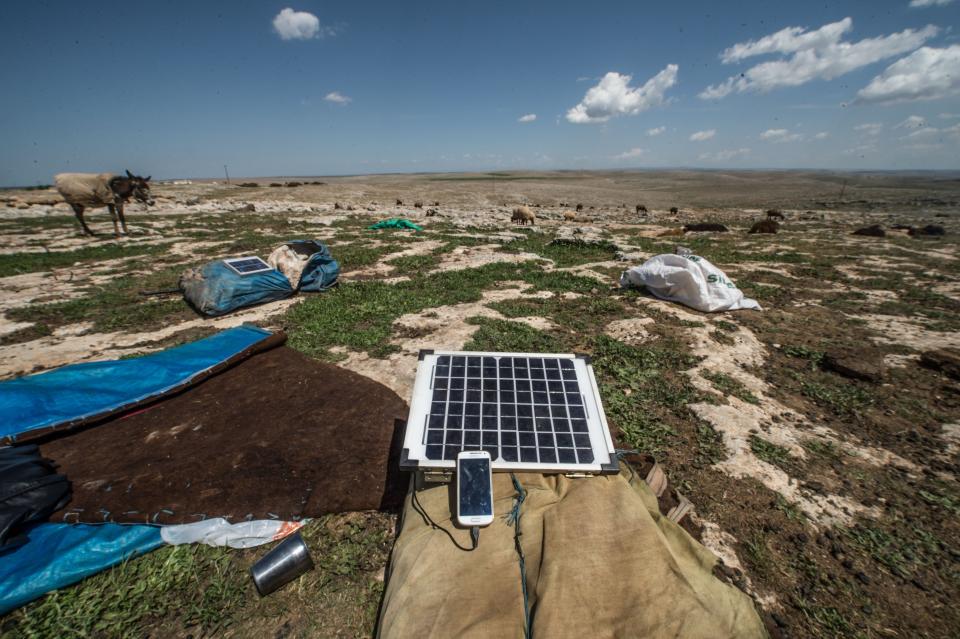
[620,254,761,312]
[160,517,305,549]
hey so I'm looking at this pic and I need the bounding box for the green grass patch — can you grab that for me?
[501,234,618,267]
[464,317,565,353]
[799,378,873,417]
[749,435,794,468]
[703,370,760,404]
[0,243,168,278]
[590,336,700,454]
[6,513,393,638]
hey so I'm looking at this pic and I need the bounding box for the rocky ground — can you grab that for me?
[1,171,958,638]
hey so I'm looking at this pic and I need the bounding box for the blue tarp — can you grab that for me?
[0,523,163,615]
[0,325,273,440]
[180,261,294,317]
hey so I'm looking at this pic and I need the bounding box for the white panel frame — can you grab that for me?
[402,350,618,474]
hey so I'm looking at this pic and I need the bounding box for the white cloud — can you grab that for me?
[273,8,332,40]
[760,128,803,142]
[690,129,716,141]
[857,45,960,104]
[854,122,884,135]
[896,115,927,128]
[518,113,537,123]
[566,65,678,124]
[324,91,351,104]
[909,0,954,7]
[647,126,666,136]
[700,18,938,99]
[614,147,645,160]
[900,122,960,140]
[814,131,830,139]
[699,148,751,161]
[940,112,960,119]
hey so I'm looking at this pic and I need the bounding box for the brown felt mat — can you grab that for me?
[40,346,409,524]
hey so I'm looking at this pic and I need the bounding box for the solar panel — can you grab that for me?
[223,256,274,276]
[401,350,618,475]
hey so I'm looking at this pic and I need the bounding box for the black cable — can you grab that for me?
[411,486,479,552]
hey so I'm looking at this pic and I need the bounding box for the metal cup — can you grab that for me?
[250,532,315,597]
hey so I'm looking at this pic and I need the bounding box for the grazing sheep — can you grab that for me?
[396,199,403,206]
[512,206,536,226]
[432,201,440,206]
[636,205,647,214]
[563,210,577,221]
[576,204,583,212]
[684,223,729,233]
[669,207,679,214]
[766,209,785,220]
[414,201,423,209]
[749,219,780,234]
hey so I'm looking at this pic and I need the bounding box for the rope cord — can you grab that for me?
[410,485,478,552]
[507,474,531,639]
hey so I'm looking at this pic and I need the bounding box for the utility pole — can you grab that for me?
[839,180,847,200]
[224,164,231,184]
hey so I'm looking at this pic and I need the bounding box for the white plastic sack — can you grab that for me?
[267,244,310,286]
[160,517,305,549]
[620,254,761,312]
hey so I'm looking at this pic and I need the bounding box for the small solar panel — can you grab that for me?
[223,256,274,276]
[402,350,618,474]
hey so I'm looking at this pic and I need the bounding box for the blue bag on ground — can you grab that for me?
[266,240,339,292]
[287,240,339,291]
[179,260,294,317]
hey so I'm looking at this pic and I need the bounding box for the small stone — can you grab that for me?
[856,571,870,585]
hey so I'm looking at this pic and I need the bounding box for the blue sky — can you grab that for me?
[1,0,959,185]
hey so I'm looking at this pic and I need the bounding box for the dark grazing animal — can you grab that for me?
[749,219,779,234]
[414,201,424,209]
[576,204,583,212]
[669,207,679,214]
[55,170,154,238]
[766,209,785,220]
[852,224,885,237]
[396,199,403,206]
[636,204,648,214]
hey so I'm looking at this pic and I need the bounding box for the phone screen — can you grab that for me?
[458,457,492,517]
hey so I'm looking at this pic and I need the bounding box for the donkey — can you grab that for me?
[54,170,154,238]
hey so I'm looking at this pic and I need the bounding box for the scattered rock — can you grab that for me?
[684,223,729,232]
[852,224,885,237]
[823,348,885,383]
[919,348,960,380]
[909,225,945,237]
[238,182,259,188]
[425,209,438,217]
[766,209,785,220]
[234,203,256,213]
[749,219,779,234]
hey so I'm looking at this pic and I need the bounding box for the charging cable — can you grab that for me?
[411,488,480,552]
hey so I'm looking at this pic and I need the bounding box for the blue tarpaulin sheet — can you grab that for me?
[0,325,273,440]
[0,523,163,615]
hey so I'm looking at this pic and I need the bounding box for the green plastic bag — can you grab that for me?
[368,218,423,232]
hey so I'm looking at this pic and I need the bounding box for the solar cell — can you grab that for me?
[402,350,617,474]
[223,256,274,276]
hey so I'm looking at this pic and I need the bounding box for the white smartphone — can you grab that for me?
[456,450,494,527]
